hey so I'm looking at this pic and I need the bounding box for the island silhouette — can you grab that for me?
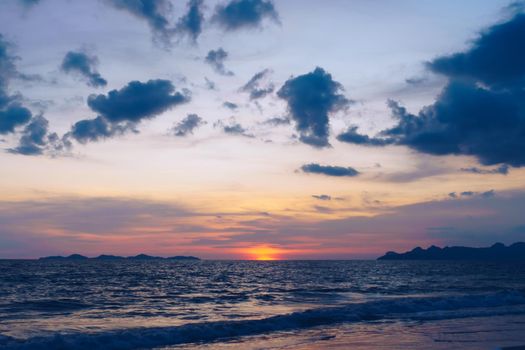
[378,242,525,260]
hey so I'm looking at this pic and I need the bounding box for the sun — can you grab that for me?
[246,245,283,260]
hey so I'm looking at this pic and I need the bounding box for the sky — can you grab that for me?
[1,0,524,259]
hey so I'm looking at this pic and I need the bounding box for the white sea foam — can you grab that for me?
[3,291,525,350]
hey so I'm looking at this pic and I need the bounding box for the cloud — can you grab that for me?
[337,14,525,168]
[385,82,525,166]
[69,79,190,143]
[240,69,274,100]
[2,191,525,259]
[175,0,205,42]
[170,113,205,137]
[108,0,207,45]
[262,116,290,126]
[212,0,279,31]
[69,116,135,144]
[482,189,496,198]
[449,190,496,199]
[428,13,525,89]
[312,194,331,201]
[8,114,70,156]
[339,81,525,167]
[107,0,174,45]
[301,163,360,177]
[88,79,189,123]
[461,164,509,175]
[205,48,234,76]
[222,101,238,110]
[0,104,32,134]
[61,51,107,88]
[215,119,254,138]
[0,35,17,100]
[8,115,48,155]
[0,36,67,157]
[405,77,428,85]
[278,67,350,148]
[0,35,32,135]
[337,126,392,146]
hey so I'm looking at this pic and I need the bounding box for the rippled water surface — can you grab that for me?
[1,260,525,349]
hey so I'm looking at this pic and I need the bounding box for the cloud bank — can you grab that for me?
[338,13,525,168]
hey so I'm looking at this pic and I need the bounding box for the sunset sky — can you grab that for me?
[1,0,524,259]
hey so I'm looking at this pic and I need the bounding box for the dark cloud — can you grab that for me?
[215,119,254,138]
[108,0,173,45]
[47,132,72,154]
[61,51,107,88]
[8,115,49,155]
[88,79,189,123]
[0,35,32,135]
[1,36,65,155]
[312,194,331,201]
[339,80,525,167]
[0,35,19,109]
[240,69,274,100]
[449,190,496,199]
[223,124,253,137]
[170,113,205,137]
[108,0,207,45]
[337,126,392,146]
[301,163,359,177]
[278,67,350,148]
[461,164,509,175]
[69,116,135,144]
[482,189,496,198]
[0,105,32,134]
[222,101,238,110]
[386,82,525,166]
[428,13,525,89]
[405,77,428,85]
[69,80,189,144]
[262,116,290,126]
[338,14,525,168]
[175,0,205,42]
[8,114,70,156]
[212,0,279,31]
[205,48,234,76]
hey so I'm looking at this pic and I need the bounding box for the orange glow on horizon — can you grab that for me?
[245,245,284,260]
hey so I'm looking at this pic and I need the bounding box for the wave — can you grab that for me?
[3,291,525,350]
[0,299,91,314]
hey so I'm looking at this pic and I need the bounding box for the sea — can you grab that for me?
[1,260,525,350]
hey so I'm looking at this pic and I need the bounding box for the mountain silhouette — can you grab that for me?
[378,242,525,260]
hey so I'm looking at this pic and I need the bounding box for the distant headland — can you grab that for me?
[39,254,200,261]
[378,242,525,261]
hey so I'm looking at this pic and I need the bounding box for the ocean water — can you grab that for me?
[1,260,525,349]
